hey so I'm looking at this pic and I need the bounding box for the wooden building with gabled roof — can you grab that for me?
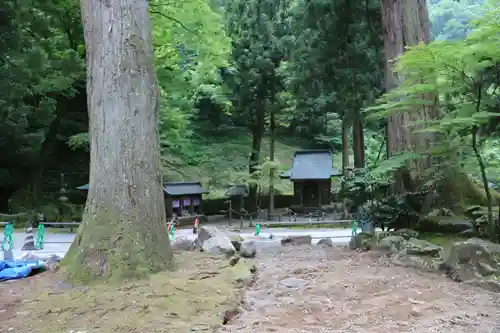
[280,150,340,207]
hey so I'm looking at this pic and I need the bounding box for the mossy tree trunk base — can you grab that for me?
[61,202,173,284]
[61,0,173,284]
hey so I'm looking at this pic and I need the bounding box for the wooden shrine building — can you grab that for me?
[77,181,207,218]
[280,150,340,208]
[163,182,207,218]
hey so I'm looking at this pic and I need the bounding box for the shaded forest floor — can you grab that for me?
[0,251,255,333]
[223,245,500,333]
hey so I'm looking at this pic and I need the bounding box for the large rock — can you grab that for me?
[317,238,333,247]
[239,240,257,258]
[196,226,243,249]
[171,237,196,251]
[202,236,236,256]
[439,238,500,290]
[394,253,444,272]
[417,216,474,234]
[392,228,419,240]
[349,232,373,251]
[373,235,404,253]
[281,235,312,246]
[403,238,442,257]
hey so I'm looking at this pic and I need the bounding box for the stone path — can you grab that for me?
[221,245,500,333]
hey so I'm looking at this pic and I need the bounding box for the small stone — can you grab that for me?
[190,325,210,331]
[317,238,333,247]
[240,240,257,258]
[280,277,307,289]
[281,235,312,246]
[408,298,425,305]
[411,306,422,316]
[16,311,30,316]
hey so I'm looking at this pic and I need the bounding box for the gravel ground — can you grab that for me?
[221,245,500,333]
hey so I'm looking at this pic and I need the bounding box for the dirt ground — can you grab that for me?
[221,245,500,333]
[2,246,500,333]
[0,251,254,333]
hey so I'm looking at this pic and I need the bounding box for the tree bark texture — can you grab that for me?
[341,115,350,175]
[380,0,438,191]
[352,115,365,169]
[248,103,265,213]
[268,109,276,218]
[62,0,173,283]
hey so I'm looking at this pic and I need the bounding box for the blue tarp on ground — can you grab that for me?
[0,260,45,281]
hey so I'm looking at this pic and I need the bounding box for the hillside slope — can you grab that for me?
[161,133,309,198]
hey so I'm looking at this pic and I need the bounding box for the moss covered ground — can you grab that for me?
[0,251,255,333]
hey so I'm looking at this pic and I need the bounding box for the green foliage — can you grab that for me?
[224,0,290,128]
[429,0,486,41]
[4,0,498,222]
[283,0,384,147]
[368,1,499,174]
[0,0,85,204]
[362,2,499,234]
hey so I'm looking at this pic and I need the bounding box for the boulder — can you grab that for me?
[239,240,257,258]
[196,226,243,249]
[458,228,477,237]
[403,238,442,257]
[392,228,419,240]
[373,235,404,253]
[349,232,373,251]
[376,231,392,242]
[281,235,312,246]
[231,240,241,252]
[417,216,474,234]
[317,238,333,247]
[171,237,196,251]
[394,254,444,272]
[202,236,236,256]
[439,238,500,286]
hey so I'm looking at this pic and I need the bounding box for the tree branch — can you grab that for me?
[149,10,195,33]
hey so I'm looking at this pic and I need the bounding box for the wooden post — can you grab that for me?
[317,182,321,207]
[225,200,232,220]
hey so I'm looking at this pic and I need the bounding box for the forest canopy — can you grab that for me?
[0,0,497,224]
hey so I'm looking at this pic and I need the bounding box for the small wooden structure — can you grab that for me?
[77,182,207,218]
[225,185,248,210]
[163,182,207,218]
[280,150,340,208]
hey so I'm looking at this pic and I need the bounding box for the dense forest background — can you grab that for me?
[0,0,498,222]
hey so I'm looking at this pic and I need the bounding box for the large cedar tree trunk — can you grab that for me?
[380,0,437,192]
[62,0,173,283]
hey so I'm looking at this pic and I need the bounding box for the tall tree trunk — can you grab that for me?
[61,0,173,283]
[341,115,350,175]
[268,109,276,219]
[0,187,14,213]
[352,115,365,169]
[248,128,263,213]
[248,102,265,213]
[380,0,436,192]
[31,98,66,204]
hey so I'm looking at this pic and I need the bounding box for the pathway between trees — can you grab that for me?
[221,245,500,333]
